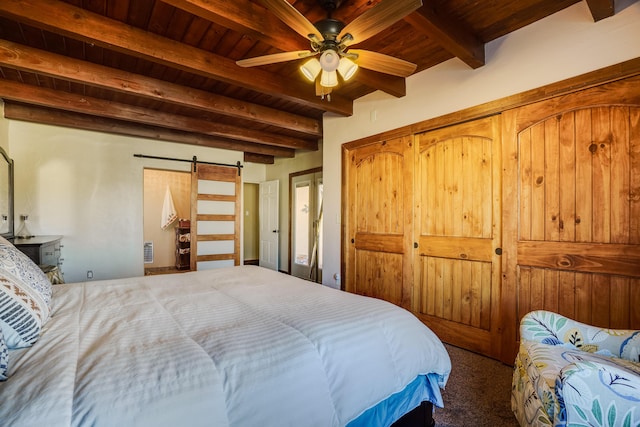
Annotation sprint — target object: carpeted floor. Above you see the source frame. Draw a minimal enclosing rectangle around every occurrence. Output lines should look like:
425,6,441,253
432,344,520,427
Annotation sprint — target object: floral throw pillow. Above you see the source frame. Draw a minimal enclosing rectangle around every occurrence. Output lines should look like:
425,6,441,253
0,237,51,348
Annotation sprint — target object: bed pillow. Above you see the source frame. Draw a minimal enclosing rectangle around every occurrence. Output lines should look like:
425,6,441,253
0,237,51,348
0,326,8,381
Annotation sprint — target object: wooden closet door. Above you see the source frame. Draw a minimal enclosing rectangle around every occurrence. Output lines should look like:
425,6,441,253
343,135,414,309
413,116,503,358
501,76,640,363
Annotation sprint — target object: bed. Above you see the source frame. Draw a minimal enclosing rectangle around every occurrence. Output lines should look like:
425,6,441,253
0,239,451,426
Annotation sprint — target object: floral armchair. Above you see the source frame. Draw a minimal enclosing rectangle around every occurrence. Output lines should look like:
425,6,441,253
511,310,640,427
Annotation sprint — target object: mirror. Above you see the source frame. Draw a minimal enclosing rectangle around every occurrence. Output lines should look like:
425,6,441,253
0,146,14,240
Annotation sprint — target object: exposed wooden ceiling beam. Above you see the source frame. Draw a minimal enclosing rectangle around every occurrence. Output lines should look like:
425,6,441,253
405,5,485,69
162,0,309,52
0,0,354,116
166,0,407,98
244,152,275,164
3,102,290,159
355,69,406,98
0,40,321,138
585,0,615,21
0,80,317,150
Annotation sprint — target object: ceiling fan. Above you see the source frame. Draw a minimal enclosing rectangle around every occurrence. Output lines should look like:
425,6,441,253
236,0,423,98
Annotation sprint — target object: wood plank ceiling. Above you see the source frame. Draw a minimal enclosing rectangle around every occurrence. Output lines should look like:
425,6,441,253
0,0,614,163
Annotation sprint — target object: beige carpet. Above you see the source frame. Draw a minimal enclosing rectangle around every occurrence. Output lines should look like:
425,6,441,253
433,344,520,427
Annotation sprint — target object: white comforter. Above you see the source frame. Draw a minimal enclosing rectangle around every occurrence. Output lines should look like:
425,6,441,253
1,266,450,427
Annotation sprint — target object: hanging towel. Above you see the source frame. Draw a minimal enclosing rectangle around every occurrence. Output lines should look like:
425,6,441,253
161,185,178,230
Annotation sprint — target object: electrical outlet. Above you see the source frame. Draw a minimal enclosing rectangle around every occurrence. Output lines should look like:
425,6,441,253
87,270,93,279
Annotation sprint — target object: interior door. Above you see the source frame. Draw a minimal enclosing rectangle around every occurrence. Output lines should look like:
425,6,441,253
501,76,640,363
259,180,279,271
414,116,503,359
190,164,241,270
344,135,414,309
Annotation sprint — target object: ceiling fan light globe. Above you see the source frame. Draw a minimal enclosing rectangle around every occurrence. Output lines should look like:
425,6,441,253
300,58,322,82
320,70,338,87
319,50,340,72
337,57,358,81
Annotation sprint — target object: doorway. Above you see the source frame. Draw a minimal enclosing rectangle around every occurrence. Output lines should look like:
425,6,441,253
243,183,259,265
142,168,191,274
289,168,323,282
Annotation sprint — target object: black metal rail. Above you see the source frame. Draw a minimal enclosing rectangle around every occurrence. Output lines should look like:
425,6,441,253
133,154,243,175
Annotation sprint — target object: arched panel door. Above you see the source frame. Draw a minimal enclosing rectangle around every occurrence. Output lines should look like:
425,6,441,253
501,75,640,363
343,135,414,309
413,116,503,358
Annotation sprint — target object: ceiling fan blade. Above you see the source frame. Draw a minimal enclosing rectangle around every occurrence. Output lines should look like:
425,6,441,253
338,0,423,46
349,49,417,77
236,50,315,67
260,0,322,41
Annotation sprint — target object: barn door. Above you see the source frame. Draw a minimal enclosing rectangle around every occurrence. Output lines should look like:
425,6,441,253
343,135,414,309
190,164,241,270
501,76,640,363
413,116,503,358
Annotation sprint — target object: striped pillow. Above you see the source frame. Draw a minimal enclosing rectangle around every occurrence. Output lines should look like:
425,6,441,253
0,326,8,380
0,238,51,348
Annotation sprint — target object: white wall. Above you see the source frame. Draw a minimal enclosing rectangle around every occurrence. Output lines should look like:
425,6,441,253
6,120,265,282
321,0,640,288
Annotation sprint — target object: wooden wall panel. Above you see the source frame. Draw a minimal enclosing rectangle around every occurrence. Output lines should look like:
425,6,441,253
353,250,403,306
575,109,593,243
354,152,405,235
530,123,546,241
419,136,492,238
558,112,577,242
518,107,640,248
419,256,492,330
517,267,639,330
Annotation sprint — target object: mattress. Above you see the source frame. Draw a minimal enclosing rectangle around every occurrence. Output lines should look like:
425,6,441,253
1,266,451,426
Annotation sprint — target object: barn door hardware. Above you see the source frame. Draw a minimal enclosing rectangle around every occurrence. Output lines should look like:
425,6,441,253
133,154,243,175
